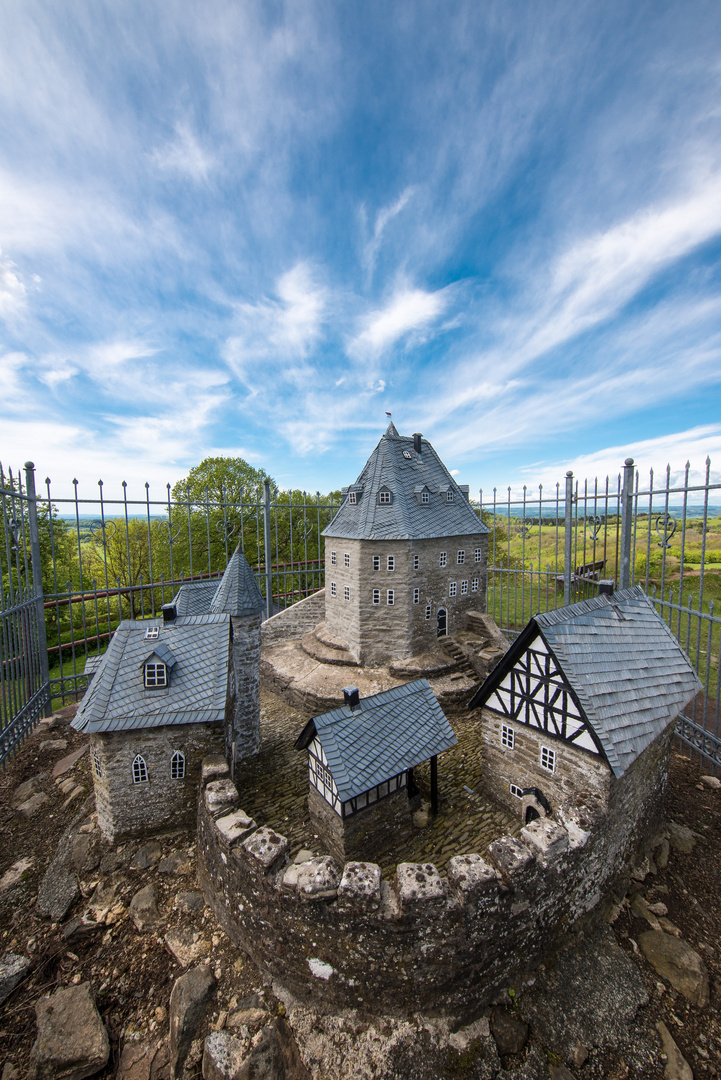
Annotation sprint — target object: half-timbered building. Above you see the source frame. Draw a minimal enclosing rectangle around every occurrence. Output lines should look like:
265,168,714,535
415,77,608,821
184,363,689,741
294,679,457,863
469,585,701,825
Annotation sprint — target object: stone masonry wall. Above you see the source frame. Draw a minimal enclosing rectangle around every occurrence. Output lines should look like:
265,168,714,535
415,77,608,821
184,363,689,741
197,722,672,1017
230,612,261,762
92,722,223,842
261,591,325,646
323,533,489,664
479,707,612,828
308,784,413,865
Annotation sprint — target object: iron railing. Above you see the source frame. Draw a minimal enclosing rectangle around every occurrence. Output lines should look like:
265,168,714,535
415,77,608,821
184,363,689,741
1,454,719,772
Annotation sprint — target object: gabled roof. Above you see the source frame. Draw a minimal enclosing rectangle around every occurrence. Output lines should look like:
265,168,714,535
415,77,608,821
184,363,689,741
173,580,219,616
323,424,490,541
210,546,264,617
294,678,457,801
71,614,231,734
469,586,702,776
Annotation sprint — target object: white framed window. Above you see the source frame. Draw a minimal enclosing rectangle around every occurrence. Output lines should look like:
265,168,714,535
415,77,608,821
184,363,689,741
379,490,391,505
471,577,479,592
501,724,515,749
425,605,432,620
373,555,380,570
457,550,465,564
170,750,185,780
439,551,447,567
387,555,395,571
348,492,357,504
474,547,482,562
510,784,523,799
449,582,457,597
461,580,468,594
344,553,350,568
331,550,337,565
446,491,454,503
372,589,380,604
92,747,102,778
132,755,148,784
413,588,420,604
387,590,394,605
402,450,413,459
144,626,159,639
344,586,350,601
330,582,337,597
413,555,419,570
540,746,556,773
144,662,167,689
421,491,429,505
316,760,333,789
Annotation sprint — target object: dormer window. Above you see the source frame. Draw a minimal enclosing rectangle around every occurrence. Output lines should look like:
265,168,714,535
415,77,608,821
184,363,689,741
415,484,431,506
348,492,357,504
144,626,159,639
378,488,392,505
446,491,454,503
421,492,429,504
144,661,167,689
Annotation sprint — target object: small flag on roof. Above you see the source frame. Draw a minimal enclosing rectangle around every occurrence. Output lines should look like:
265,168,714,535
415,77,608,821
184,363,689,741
385,411,392,417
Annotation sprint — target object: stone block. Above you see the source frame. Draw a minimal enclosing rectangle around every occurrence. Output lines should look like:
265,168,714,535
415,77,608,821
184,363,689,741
204,780,240,818
241,827,289,871
0,952,31,1005
202,756,230,785
28,982,109,1080
338,861,382,909
296,856,340,900
169,965,216,1079
395,862,445,912
487,836,534,882
520,819,570,865
447,853,498,902
215,810,256,847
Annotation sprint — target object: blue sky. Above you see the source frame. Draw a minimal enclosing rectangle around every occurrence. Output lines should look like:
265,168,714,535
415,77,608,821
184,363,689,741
3,0,721,504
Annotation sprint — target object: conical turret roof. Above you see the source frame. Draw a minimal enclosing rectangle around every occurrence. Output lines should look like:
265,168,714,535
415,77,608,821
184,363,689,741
210,545,265,617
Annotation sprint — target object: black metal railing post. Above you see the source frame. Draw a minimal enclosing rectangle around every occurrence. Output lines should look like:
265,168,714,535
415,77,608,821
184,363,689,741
24,462,51,716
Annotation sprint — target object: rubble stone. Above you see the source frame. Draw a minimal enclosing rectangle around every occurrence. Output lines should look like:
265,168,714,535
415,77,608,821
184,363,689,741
169,965,217,1079
28,982,109,1080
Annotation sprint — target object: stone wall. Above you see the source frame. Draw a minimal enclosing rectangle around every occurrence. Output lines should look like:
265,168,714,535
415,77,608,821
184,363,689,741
478,708,612,829
261,591,325,646
230,612,261,762
197,722,672,1017
92,722,223,842
323,534,489,664
308,784,413,865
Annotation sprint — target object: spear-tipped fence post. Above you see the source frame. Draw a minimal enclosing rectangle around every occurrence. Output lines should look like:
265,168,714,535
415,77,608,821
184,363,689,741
24,462,51,716
619,457,635,591
563,471,574,606
263,478,273,620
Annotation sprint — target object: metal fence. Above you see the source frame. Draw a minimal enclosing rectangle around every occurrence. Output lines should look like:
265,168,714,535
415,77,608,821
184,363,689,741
1,454,719,772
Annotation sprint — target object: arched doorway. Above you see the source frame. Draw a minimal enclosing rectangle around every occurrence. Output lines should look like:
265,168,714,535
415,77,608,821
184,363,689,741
437,608,447,637
525,805,541,823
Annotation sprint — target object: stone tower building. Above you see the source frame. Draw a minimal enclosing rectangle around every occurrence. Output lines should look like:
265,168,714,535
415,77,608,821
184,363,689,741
322,423,490,664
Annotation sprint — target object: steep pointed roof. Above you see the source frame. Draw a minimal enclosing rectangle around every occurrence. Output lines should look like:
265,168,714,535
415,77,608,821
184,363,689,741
323,426,489,540
210,545,264,617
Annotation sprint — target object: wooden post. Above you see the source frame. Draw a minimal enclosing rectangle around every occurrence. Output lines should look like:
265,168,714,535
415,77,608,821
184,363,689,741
430,755,438,815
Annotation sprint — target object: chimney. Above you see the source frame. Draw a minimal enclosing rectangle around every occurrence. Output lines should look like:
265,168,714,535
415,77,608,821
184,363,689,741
598,580,614,597
343,686,361,711
162,603,177,623
413,433,422,454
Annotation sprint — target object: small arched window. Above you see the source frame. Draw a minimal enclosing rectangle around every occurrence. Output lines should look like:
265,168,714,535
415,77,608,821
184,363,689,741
132,755,148,784
170,751,186,780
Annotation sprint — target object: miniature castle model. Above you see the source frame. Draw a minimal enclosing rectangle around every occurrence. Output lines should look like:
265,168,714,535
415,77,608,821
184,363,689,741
73,546,263,841
469,585,702,829
320,422,490,664
294,679,457,863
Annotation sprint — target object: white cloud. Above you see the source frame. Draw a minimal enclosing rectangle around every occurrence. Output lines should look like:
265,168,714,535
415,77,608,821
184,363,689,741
0,252,26,316
348,286,451,358
151,122,217,182
362,187,416,282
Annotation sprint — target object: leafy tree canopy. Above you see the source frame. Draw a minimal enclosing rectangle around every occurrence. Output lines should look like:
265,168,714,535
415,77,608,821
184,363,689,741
171,457,276,508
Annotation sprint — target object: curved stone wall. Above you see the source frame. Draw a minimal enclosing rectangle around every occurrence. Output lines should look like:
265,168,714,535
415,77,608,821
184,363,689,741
197,725,672,1017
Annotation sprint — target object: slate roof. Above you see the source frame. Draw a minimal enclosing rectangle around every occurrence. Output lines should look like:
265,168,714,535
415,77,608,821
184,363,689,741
71,614,231,734
172,546,264,618
295,679,457,802
210,546,264,617
173,580,219,616
469,586,702,777
323,423,490,541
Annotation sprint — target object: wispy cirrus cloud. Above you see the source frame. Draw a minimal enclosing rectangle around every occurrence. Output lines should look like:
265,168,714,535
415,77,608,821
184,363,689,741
347,285,453,359
150,122,217,182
